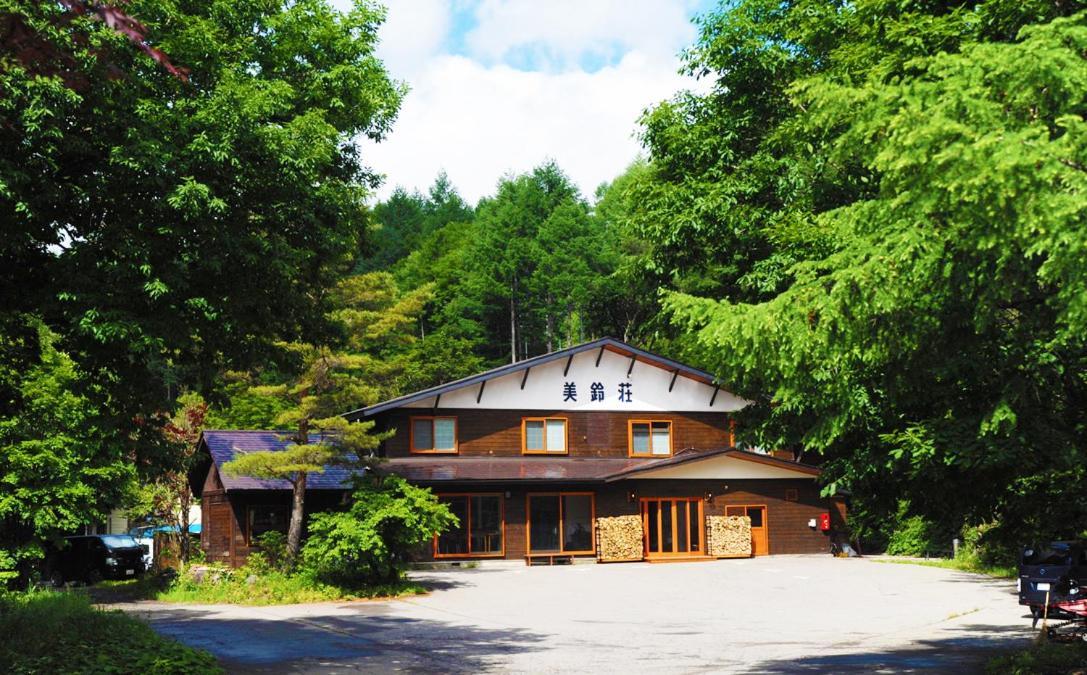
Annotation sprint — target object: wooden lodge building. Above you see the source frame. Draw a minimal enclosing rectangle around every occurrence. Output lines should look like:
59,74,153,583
194,338,846,567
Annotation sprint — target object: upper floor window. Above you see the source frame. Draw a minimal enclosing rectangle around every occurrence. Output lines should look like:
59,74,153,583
629,420,672,457
522,417,567,454
411,416,457,454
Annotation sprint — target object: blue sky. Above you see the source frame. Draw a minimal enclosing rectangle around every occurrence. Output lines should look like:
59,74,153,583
355,0,718,203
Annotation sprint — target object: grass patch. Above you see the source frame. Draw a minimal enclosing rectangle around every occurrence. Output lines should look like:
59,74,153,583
873,555,1016,579
0,590,221,674
159,568,425,605
95,566,426,606
986,639,1087,674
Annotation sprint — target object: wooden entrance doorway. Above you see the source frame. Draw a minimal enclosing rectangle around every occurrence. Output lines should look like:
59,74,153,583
641,497,705,558
726,505,769,556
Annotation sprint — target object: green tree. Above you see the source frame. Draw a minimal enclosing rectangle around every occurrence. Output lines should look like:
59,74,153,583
0,324,136,584
586,161,669,344
220,271,435,563
640,1,1087,548
465,162,616,362
221,346,391,565
0,0,403,503
301,474,457,585
358,172,474,273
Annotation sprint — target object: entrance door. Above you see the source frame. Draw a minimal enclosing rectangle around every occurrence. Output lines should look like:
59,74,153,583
726,505,769,556
641,498,704,557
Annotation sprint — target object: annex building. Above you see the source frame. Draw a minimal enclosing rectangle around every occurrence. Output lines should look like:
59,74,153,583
194,338,846,567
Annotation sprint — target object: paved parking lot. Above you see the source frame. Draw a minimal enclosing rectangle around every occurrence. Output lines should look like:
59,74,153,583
118,556,1032,673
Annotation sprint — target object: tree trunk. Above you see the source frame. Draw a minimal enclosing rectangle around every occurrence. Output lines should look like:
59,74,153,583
178,483,192,564
285,471,307,565
546,309,554,353
510,278,518,364
284,418,309,566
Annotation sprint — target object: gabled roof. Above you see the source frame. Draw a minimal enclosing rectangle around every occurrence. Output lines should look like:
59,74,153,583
602,447,821,481
345,337,726,418
199,430,360,492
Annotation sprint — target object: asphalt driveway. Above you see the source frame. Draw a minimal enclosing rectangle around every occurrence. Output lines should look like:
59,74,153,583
115,556,1031,673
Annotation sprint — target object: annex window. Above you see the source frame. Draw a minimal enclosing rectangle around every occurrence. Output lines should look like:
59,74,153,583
247,505,289,545
527,493,595,554
629,420,673,457
522,417,568,454
411,416,457,453
435,494,504,557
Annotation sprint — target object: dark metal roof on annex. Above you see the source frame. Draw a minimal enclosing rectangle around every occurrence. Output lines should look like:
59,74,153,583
201,430,360,491
343,337,726,419
381,457,646,483
200,431,820,491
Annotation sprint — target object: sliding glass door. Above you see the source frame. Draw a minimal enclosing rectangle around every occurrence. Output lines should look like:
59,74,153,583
435,494,504,557
527,493,595,555
642,497,703,557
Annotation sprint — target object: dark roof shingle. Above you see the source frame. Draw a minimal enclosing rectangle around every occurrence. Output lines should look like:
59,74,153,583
202,430,359,491
381,457,645,483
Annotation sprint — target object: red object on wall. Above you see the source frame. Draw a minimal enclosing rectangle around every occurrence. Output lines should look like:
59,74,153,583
819,512,831,531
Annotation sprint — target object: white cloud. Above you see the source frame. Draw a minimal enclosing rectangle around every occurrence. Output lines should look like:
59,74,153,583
360,1,705,204
466,0,701,69
374,0,453,78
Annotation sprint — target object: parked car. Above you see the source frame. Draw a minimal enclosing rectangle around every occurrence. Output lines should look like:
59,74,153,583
46,535,147,586
1018,540,1087,624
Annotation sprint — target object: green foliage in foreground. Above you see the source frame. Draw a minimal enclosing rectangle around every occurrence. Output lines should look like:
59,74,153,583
0,591,221,674
302,475,457,586
987,639,1087,674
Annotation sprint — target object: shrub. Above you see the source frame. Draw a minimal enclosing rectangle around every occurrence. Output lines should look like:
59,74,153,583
0,590,220,674
301,474,457,586
884,501,958,557
247,531,289,574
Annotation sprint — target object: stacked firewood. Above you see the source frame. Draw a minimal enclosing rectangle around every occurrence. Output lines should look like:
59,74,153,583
706,515,752,557
596,515,644,562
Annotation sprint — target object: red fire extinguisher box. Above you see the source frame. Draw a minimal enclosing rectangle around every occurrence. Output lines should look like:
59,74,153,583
819,512,831,531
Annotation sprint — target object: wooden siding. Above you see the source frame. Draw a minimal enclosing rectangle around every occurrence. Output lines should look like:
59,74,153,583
411,478,833,562
199,477,837,566
376,409,732,459
199,479,346,568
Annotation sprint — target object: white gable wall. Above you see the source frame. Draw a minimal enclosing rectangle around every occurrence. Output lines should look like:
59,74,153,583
404,348,748,413
628,455,817,480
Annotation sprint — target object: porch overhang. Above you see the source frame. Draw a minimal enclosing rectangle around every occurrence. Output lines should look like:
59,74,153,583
379,448,820,484
603,448,820,482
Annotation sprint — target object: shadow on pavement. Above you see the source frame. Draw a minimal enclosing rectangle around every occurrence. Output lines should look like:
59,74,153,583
746,623,1031,674
410,569,503,592
143,606,547,673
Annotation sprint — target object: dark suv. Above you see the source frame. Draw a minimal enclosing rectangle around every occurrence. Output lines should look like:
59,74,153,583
46,535,147,586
